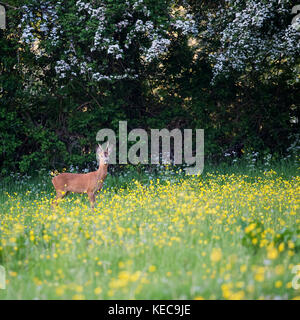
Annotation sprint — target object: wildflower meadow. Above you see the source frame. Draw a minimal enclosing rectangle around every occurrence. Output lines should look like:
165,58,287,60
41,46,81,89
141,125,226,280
0,163,299,300
1,0,299,303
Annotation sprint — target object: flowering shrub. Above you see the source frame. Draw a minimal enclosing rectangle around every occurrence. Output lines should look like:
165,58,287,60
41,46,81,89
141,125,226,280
203,0,300,82
19,0,197,82
1,1,299,173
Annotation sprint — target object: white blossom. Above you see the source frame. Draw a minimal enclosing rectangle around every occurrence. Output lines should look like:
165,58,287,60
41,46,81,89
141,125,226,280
19,0,198,82
204,0,300,82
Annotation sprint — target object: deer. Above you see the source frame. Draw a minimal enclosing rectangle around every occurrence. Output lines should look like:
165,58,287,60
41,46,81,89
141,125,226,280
52,143,112,209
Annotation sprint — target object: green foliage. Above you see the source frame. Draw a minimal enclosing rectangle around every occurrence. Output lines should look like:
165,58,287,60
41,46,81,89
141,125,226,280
274,227,300,253
242,220,265,252
0,1,299,175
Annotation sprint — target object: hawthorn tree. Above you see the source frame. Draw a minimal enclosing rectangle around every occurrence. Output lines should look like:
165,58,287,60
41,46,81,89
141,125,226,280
0,0,299,173
186,0,300,154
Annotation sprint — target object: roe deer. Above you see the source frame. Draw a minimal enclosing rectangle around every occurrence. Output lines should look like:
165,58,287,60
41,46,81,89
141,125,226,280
52,143,112,209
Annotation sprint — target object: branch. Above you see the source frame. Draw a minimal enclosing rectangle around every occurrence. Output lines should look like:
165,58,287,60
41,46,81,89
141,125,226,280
76,101,92,110
0,2,21,10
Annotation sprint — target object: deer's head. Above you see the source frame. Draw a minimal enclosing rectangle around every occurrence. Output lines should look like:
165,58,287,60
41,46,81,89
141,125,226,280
97,142,113,165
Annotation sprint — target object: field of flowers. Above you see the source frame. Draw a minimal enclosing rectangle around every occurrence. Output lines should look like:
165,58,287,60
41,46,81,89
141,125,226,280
0,167,299,300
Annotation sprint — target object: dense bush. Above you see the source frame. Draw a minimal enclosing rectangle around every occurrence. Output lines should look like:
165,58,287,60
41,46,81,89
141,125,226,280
0,0,299,174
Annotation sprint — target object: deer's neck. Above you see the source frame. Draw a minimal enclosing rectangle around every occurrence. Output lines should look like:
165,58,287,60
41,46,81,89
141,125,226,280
96,163,108,180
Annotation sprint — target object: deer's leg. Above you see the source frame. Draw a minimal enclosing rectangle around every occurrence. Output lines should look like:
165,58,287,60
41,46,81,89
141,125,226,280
51,191,61,208
87,192,96,210
53,190,67,206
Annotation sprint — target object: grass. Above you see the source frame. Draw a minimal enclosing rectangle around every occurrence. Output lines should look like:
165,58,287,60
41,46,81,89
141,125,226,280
0,162,299,300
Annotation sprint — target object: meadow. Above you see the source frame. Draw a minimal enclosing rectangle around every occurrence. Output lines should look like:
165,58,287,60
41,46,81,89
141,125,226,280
0,162,299,300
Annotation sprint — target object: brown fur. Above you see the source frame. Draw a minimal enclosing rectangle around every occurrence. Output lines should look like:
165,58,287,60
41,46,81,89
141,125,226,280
52,145,111,209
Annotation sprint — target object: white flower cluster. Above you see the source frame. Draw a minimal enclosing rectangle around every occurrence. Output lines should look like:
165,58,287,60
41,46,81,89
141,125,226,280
116,20,130,31
171,14,198,36
144,36,171,62
92,72,138,81
20,1,61,46
54,60,70,79
19,0,198,82
205,0,300,81
75,0,177,68
132,0,151,16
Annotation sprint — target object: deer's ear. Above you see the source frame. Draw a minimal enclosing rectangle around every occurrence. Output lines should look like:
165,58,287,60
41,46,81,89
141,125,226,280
106,142,113,154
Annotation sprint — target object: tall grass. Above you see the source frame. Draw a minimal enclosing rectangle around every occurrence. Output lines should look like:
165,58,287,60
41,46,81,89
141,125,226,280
0,161,299,299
